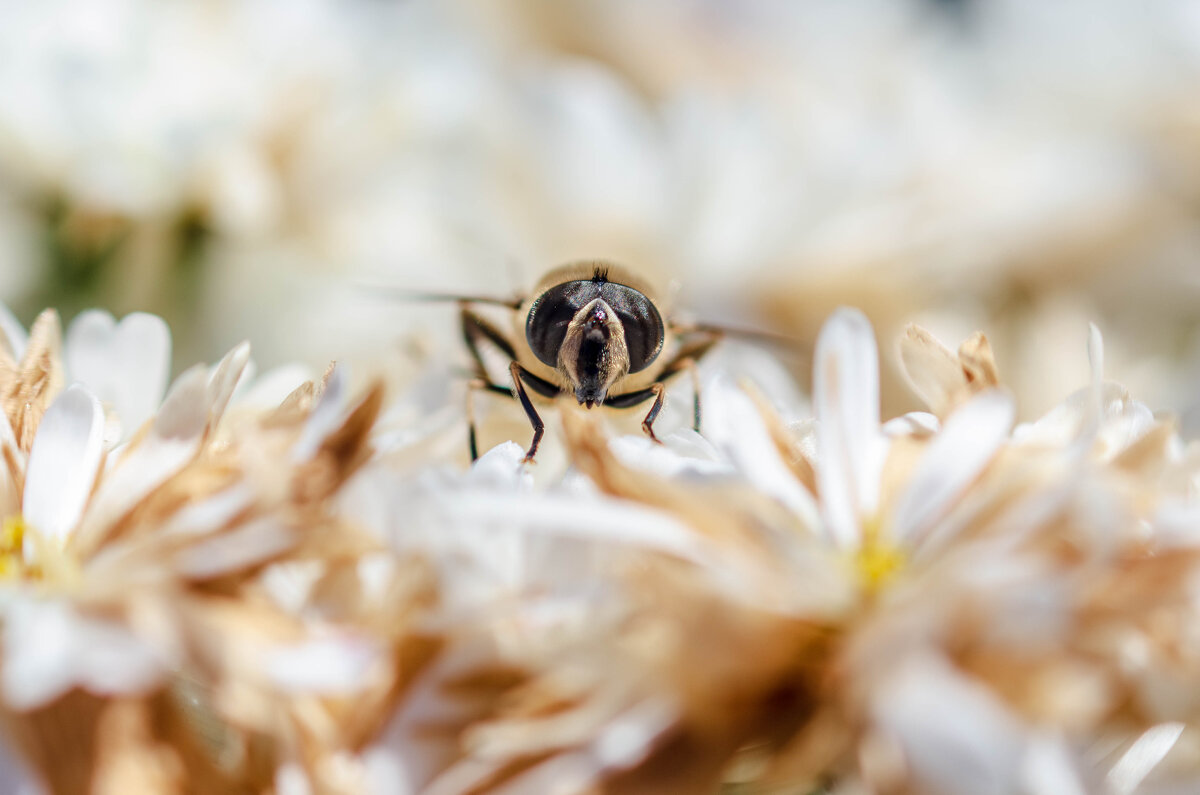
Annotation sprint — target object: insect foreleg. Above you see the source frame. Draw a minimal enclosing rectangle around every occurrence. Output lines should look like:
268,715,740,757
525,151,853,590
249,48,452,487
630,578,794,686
510,361,547,463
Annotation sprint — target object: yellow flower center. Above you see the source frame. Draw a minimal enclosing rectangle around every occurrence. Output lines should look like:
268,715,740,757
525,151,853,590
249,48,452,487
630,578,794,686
0,514,27,579
853,515,906,594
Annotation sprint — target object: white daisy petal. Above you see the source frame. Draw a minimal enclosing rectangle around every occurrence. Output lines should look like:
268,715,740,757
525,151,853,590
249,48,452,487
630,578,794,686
465,442,529,489
292,363,346,462
173,519,294,580
206,341,252,431
881,411,940,438
155,366,212,440
873,653,1027,795
274,763,314,795
440,491,718,569
71,367,212,556
609,433,729,479
813,308,885,548
23,384,105,544
703,377,819,528
1077,322,1105,448
265,634,380,694
233,363,313,411
2,599,86,710
1107,722,1184,795
65,310,171,440
892,390,1014,548
2,599,163,710
1020,734,1089,795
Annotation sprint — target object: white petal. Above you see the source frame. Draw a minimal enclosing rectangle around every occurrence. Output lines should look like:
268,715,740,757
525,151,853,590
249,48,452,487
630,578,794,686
440,491,719,569
2,599,82,709
23,385,105,543
892,390,1014,548
65,311,171,439
206,342,251,431
609,433,729,479
71,368,211,555
275,764,314,795
1020,734,1088,795
233,363,313,411
362,747,416,795
266,634,379,694
873,653,1027,795
813,308,885,548
173,519,294,580
1107,722,1184,795
291,363,346,462
155,366,211,439
2,599,163,710
161,484,255,537
703,377,819,528
76,614,167,697
881,411,940,438
260,560,325,614
0,302,26,361
464,441,528,489
1077,322,1104,447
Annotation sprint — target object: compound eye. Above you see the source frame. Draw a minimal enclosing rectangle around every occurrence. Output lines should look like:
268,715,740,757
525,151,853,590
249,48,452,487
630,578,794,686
525,280,599,367
598,282,664,373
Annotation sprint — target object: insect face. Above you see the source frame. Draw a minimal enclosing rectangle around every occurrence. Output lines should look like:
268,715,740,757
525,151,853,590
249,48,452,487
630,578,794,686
374,258,786,462
524,273,665,408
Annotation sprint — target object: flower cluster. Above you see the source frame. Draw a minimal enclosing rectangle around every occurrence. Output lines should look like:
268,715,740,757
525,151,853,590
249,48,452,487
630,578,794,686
0,301,1197,794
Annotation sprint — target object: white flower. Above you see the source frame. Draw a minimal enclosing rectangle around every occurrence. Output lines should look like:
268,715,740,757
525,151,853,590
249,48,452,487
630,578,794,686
21,383,105,545
811,308,1015,558
64,310,170,442
1,598,164,711
0,341,255,710
0,305,171,444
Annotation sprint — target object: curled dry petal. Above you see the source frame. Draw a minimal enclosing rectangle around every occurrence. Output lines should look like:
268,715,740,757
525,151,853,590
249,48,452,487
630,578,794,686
0,409,22,514
292,363,347,462
899,325,1000,417
292,379,385,503
1,309,64,452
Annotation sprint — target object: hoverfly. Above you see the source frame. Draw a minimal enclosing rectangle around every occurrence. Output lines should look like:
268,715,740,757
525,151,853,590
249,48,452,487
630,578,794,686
404,261,780,462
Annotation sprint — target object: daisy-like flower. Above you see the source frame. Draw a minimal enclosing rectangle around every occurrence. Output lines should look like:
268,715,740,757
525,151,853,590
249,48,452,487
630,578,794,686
1,304,170,447
0,303,423,795
355,305,1200,795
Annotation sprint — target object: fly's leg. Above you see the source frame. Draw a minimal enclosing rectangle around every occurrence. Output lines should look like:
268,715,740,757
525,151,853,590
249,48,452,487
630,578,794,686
510,361,546,463
465,378,514,462
640,383,667,443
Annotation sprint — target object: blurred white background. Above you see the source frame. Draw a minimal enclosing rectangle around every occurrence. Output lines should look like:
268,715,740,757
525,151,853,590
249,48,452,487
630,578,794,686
2,0,1199,427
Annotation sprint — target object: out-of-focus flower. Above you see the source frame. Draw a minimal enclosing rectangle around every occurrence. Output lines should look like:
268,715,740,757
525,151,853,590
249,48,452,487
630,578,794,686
0,297,1198,793
338,307,1200,794
0,301,436,794
1,305,169,446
